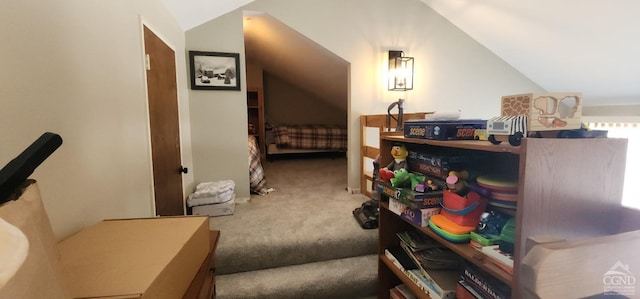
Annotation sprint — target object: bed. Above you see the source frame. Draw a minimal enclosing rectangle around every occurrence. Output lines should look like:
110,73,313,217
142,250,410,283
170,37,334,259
266,124,348,157
248,135,268,195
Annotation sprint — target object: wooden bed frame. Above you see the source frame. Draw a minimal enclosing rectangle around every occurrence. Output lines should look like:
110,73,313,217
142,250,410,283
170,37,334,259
359,112,432,198
265,127,347,159
267,143,345,155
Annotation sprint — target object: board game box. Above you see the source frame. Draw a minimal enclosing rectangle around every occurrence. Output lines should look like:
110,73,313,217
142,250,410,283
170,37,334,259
404,119,487,140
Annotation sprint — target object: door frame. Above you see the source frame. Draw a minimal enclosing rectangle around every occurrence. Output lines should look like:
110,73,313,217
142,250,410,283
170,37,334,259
139,18,188,215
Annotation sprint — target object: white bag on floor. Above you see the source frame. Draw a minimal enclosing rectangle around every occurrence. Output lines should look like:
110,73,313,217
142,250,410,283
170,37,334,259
188,180,235,217
187,180,235,207
191,194,235,217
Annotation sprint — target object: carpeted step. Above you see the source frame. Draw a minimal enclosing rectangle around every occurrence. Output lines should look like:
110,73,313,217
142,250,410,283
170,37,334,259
215,254,378,299
210,193,378,275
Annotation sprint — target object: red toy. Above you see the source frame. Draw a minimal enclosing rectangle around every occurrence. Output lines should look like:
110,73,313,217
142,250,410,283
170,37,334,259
379,169,395,181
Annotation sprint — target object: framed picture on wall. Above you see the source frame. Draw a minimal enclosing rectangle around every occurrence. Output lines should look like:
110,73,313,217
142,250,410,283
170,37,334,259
188,51,241,90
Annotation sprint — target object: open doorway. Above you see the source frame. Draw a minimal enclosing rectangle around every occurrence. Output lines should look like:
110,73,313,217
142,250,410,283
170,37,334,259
243,12,349,160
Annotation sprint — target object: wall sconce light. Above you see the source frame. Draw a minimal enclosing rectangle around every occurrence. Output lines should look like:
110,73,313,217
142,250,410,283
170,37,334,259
388,50,414,91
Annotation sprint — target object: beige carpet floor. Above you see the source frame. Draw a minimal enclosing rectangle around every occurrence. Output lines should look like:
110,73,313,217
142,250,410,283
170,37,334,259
209,155,379,298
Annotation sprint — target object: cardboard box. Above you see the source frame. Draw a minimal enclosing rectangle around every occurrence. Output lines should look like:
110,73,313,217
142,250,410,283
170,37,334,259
58,216,210,298
0,181,71,299
192,194,235,217
404,119,486,140
389,198,441,227
501,92,582,132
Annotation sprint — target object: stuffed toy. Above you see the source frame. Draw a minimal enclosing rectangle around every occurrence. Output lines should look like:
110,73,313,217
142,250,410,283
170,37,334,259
379,144,409,182
385,144,408,172
390,168,410,187
390,169,426,191
379,169,395,182
446,170,469,194
409,173,426,191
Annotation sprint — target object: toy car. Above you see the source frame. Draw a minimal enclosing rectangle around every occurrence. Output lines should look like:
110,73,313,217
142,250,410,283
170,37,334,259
473,129,487,141
486,115,528,146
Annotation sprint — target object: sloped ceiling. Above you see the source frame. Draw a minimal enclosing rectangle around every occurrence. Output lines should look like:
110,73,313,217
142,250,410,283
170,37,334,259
161,0,255,30
243,12,349,111
422,0,640,105
162,0,640,106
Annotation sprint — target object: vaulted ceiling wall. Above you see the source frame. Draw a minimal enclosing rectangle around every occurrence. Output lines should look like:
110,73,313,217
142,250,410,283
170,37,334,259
164,0,640,106
422,0,640,105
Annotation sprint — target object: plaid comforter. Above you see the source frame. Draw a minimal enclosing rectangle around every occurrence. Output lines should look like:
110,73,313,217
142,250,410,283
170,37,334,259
248,135,267,194
273,125,347,150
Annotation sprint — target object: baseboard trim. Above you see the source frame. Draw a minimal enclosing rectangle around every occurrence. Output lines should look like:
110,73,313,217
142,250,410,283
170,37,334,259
234,197,251,204
347,187,361,194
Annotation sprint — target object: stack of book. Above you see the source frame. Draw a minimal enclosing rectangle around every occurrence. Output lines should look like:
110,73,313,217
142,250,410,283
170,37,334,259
397,230,463,271
459,262,511,299
469,236,514,274
479,245,513,274
385,248,458,299
386,230,463,299
396,230,441,251
389,284,417,299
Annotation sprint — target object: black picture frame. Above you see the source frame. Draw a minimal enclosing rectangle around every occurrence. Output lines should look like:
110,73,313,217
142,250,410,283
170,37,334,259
188,51,241,90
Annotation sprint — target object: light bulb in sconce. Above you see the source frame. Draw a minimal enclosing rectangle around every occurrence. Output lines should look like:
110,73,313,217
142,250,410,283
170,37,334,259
388,51,414,91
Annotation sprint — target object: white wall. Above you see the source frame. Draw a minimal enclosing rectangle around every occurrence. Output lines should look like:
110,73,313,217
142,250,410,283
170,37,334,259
0,0,193,239
189,0,543,192
186,10,252,200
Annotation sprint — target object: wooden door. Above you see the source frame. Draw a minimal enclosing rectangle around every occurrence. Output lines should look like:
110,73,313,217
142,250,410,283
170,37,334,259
143,26,184,216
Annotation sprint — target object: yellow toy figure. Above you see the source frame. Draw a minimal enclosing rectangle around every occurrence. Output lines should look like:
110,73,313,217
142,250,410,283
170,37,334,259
385,144,408,171
379,144,409,181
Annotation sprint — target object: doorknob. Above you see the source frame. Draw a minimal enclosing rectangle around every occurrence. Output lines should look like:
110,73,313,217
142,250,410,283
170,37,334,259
179,166,188,174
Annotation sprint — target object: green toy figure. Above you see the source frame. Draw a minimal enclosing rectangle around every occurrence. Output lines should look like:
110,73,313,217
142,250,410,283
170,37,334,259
390,168,410,187
390,168,426,190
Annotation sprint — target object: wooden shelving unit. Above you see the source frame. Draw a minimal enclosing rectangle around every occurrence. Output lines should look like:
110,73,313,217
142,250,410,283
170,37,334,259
247,87,264,155
359,113,431,198
377,136,629,298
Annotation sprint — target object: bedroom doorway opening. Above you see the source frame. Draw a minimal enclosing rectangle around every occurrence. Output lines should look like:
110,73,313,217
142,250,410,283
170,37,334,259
143,25,185,216
243,12,349,170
